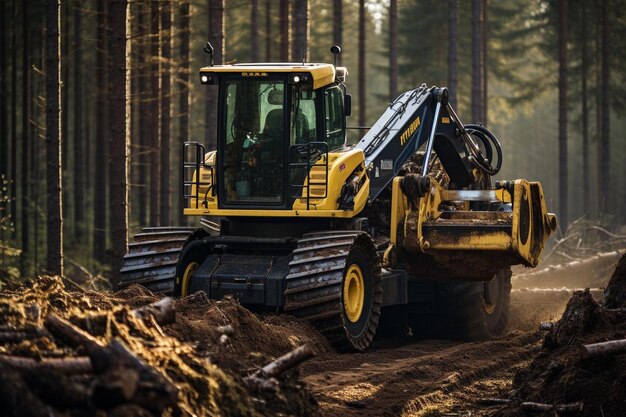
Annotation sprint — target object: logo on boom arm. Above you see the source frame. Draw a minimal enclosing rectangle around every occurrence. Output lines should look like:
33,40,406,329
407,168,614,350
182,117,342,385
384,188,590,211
400,117,421,146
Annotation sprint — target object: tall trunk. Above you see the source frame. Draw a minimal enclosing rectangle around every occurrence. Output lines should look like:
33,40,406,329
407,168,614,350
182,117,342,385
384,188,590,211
389,0,398,101
20,1,30,275
447,0,458,107
598,0,609,216
93,0,107,262
149,0,160,225
471,0,482,122
73,0,84,242
206,0,223,148
291,0,308,62
481,0,488,124
60,1,68,233
595,1,601,219
557,0,568,230
251,0,259,61
333,0,342,66
137,1,147,226
265,0,271,61
581,1,589,216
179,0,190,224
109,0,129,285
358,0,366,127
159,0,171,226
44,0,63,276
0,2,5,185
279,0,289,61
10,0,17,238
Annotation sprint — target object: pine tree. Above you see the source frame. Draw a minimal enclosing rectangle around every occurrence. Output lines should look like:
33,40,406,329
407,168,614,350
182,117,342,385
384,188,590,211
109,0,129,284
159,0,171,226
44,0,63,276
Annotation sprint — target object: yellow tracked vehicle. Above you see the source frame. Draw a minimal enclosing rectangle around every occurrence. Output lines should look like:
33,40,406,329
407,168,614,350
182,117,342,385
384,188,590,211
120,46,556,351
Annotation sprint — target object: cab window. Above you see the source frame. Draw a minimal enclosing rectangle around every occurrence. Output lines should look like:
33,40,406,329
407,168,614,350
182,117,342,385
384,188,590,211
290,87,317,144
325,87,345,150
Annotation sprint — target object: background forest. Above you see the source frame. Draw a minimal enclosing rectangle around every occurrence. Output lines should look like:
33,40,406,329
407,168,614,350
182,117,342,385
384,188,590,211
0,0,625,283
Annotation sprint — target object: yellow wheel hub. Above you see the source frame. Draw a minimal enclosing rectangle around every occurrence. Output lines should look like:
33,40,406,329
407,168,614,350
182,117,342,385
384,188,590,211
343,264,365,323
181,261,199,297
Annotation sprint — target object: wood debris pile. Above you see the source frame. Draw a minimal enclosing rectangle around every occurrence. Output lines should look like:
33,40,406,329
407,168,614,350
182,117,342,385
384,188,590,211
506,254,626,416
0,276,324,417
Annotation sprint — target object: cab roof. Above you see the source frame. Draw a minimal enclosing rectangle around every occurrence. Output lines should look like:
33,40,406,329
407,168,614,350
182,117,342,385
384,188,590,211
199,63,336,90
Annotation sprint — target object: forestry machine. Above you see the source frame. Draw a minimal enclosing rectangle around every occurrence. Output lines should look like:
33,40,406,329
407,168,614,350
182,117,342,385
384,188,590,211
120,46,557,351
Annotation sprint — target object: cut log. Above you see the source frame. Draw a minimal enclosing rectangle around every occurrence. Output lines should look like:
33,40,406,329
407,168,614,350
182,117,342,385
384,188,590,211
583,338,626,357
252,344,315,379
131,297,176,325
0,331,37,343
0,355,92,374
539,322,554,331
521,401,584,413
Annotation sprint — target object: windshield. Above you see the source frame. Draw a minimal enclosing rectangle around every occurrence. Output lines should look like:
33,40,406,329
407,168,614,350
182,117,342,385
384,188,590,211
222,78,285,204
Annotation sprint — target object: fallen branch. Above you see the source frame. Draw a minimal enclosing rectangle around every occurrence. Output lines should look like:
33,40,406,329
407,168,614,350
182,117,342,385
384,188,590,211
477,398,512,406
583,338,626,357
251,344,315,380
0,330,40,343
0,354,92,374
521,401,583,414
131,297,176,325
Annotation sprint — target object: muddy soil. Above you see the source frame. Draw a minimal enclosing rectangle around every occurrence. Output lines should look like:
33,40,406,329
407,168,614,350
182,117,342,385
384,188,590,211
301,251,625,417
1,251,622,417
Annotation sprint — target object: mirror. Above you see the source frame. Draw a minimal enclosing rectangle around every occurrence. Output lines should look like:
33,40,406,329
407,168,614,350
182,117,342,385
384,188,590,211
344,94,352,117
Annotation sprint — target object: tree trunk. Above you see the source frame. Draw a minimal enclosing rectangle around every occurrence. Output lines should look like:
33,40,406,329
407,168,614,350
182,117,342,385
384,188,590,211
358,0,366,127
179,0,190,224
136,1,147,226
109,0,129,286
206,0,223,149
581,1,589,216
251,0,259,61
471,0,482,123
598,0,609,216
44,0,63,276
149,0,160,225
557,0,568,231
481,0,488,124
20,1,30,275
60,1,68,235
0,2,5,185
279,0,289,61
389,0,398,101
159,0,171,226
73,0,84,242
291,0,308,63
10,0,17,239
447,0,458,107
265,0,271,61
93,0,107,263
333,0,342,66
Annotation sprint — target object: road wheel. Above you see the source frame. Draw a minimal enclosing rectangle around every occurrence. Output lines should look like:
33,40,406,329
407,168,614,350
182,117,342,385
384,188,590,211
340,242,383,350
173,240,210,297
436,268,512,341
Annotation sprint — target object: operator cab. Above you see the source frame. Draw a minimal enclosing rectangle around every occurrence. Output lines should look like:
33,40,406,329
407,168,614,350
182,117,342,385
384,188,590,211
199,63,350,209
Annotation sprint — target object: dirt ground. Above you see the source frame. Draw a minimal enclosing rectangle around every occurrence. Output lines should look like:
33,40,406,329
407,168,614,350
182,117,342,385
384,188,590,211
0,250,623,416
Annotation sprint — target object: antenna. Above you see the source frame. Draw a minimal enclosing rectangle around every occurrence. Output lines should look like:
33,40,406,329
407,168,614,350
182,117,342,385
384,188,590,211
330,45,341,68
204,42,215,66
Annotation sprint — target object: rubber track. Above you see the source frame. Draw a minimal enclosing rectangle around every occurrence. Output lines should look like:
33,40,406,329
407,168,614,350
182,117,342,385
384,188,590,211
118,227,197,294
284,231,382,351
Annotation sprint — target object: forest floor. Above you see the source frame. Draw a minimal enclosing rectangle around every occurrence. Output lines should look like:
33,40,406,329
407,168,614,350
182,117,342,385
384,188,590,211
0,249,624,417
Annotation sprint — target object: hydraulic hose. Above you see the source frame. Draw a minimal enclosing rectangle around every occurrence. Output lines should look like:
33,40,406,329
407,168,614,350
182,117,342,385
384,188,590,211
463,124,503,176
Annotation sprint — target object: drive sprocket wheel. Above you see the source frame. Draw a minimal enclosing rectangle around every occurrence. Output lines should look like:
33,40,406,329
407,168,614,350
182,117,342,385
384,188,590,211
284,231,383,352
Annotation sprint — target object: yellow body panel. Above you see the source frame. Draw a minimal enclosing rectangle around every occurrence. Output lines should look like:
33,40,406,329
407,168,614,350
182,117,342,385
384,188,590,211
199,63,336,90
184,148,368,218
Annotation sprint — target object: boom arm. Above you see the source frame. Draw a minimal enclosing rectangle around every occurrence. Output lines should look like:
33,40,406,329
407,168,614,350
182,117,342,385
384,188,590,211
356,85,480,201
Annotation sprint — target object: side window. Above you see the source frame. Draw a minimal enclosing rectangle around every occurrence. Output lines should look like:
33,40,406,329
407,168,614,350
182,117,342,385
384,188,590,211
325,87,345,150
290,88,317,145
